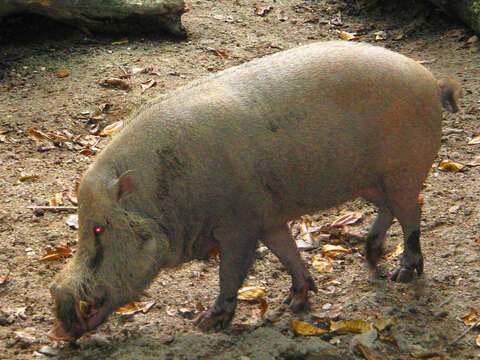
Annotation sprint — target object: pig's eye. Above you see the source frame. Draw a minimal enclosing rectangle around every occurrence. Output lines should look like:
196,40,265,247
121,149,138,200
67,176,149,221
93,226,104,235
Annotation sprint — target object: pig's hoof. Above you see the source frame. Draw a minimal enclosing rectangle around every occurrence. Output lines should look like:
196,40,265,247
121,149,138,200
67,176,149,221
391,265,421,282
283,277,317,312
193,309,233,332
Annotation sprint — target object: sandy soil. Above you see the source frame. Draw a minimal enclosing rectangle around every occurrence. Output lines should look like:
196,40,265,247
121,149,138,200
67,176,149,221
0,0,479,359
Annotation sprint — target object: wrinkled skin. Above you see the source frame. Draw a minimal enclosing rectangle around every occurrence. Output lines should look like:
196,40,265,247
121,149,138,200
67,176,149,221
48,41,461,341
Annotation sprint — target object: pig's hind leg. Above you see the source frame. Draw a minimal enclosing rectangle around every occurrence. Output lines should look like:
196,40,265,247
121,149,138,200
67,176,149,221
194,219,259,331
262,224,317,312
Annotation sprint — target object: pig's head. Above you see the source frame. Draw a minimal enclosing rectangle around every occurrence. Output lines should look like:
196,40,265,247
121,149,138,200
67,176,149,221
48,170,172,341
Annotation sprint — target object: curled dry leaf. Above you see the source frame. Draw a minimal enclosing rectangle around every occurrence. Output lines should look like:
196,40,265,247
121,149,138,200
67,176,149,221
40,247,72,261
98,78,132,90
385,243,403,260
337,31,361,41
321,244,352,259
99,121,124,136
207,48,228,58
0,268,10,285
115,300,156,316
79,148,95,156
57,71,69,78
141,79,157,94
18,174,39,183
355,344,387,360
49,192,64,207
290,319,327,335
437,159,464,172
330,319,373,334
29,129,51,142
255,5,273,16
237,286,266,301
331,212,362,227
312,255,333,272
460,308,479,326
468,134,480,145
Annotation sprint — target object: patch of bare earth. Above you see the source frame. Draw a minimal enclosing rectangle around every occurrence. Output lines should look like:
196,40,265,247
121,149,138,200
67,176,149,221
0,1,479,359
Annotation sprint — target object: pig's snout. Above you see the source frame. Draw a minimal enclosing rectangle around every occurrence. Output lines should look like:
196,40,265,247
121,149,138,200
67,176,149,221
49,282,109,341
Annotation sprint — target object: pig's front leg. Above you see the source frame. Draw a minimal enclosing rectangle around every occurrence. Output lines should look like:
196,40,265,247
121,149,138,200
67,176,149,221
194,221,258,331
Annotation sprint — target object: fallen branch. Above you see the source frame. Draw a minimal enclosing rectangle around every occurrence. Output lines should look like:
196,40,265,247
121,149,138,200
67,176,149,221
28,206,77,213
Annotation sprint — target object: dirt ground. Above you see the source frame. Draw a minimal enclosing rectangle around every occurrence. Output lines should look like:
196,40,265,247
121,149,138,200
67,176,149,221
0,0,479,359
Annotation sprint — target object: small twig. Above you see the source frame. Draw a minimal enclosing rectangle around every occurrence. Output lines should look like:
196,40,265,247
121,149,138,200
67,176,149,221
28,206,77,213
449,323,479,346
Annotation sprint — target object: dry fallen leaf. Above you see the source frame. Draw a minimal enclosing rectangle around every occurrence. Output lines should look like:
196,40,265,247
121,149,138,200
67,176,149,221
312,255,333,272
141,79,157,94
207,47,228,58
437,159,464,172
0,268,10,285
460,308,479,326
98,78,132,90
49,192,64,207
28,129,51,142
166,305,178,317
115,300,156,316
385,243,403,260
330,319,373,334
355,344,387,360
79,148,95,156
373,318,398,331
337,31,361,41
18,174,39,183
468,134,480,145
417,196,424,204
321,244,352,259
237,286,266,301
57,71,69,78
476,334,480,347
99,121,124,136
332,212,362,227
40,247,73,261
291,319,327,335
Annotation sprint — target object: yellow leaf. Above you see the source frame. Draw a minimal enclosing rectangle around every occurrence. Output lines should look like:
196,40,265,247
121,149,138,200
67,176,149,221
460,309,479,326
115,300,156,316
337,31,360,41
468,134,480,145
385,243,403,260
40,247,72,261
237,286,265,301
49,192,64,207
373,317,398,331
291,319,327,335
57,71,69,78
331,212,362,227
28,129,51,142
437,159,464,172
330,319,373,334
321,244,352,259
18,174,39,182
99,121,124,136
312,255,333,272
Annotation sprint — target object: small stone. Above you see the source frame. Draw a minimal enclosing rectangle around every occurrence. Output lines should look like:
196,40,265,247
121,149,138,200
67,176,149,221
322,303,332,310
351,329,378,348
38,345,60,356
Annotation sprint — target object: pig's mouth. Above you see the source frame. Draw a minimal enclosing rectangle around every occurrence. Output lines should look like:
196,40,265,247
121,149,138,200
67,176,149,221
47,297,111,342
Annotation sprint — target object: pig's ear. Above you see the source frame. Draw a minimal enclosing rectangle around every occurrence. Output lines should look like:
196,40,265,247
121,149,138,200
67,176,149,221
110,170,136,201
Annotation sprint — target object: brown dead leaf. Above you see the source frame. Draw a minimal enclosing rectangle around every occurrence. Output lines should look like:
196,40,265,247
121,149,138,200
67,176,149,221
460,308,479,326
355,344,387,360
207,48,228,58
475,238,480,244
79,148,95,156
255,5,273,16
437,159,465,172
115,300,156,316
291,319,327,335
166,305,178,317
417,196,424,204
237,286,265,301
0,269,10,285
337,30,361,41
208,246,221,259
373,318,398,331
49,192,64,207
40,247,72,261
385,243,403,260
377,333,398,347
98,78,132,90
312,255,333,272
141,79,157,94
332,212,362,227
321,244,352,259
468,134,480,145
330,319,373,334
28,129,51,142
18,174,40,183
99,121,124,136
57,71,69,78
256,298,268,320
